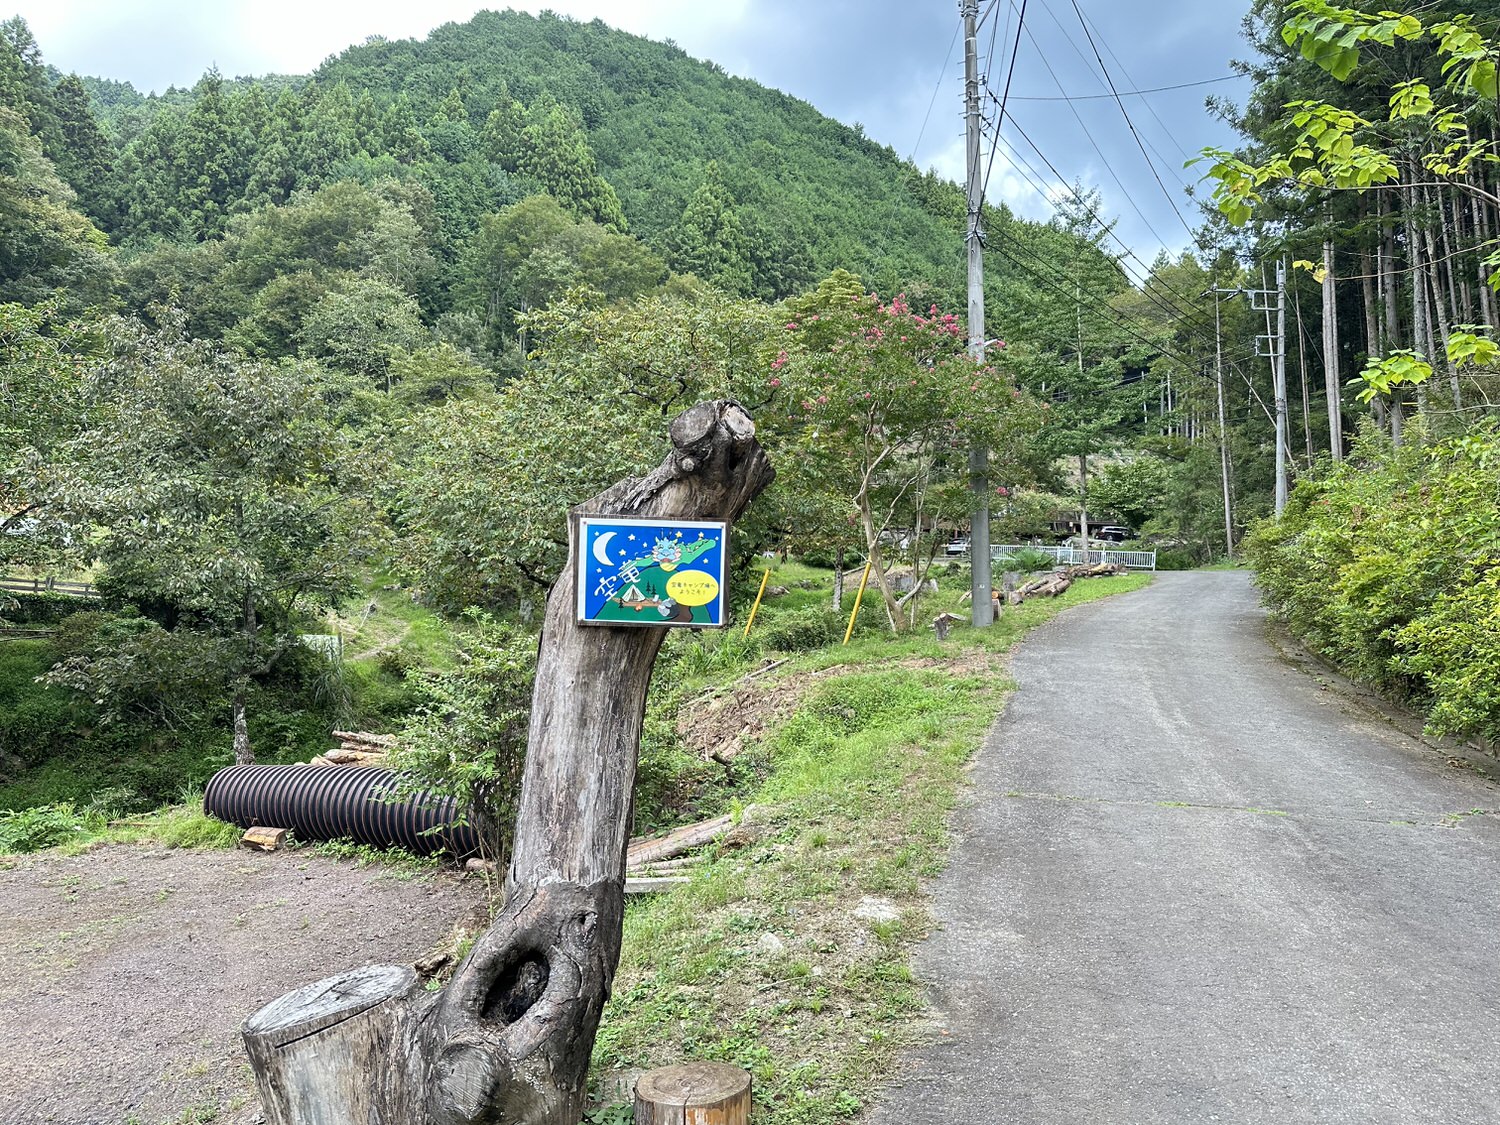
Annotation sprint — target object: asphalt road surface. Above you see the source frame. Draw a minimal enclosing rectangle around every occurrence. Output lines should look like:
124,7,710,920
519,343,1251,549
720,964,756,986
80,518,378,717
871,571,1500,1125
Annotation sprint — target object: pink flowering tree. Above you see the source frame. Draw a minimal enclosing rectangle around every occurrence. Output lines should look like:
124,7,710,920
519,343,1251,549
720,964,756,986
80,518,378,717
776,270,1042,629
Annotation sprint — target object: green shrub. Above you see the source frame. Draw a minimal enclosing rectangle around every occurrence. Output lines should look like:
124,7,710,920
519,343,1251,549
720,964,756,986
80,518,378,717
143,802,242,849
1246,420,1500,743
667,629,764,680
754,606,846,652
0,802,95,853
0,639,77,768
346,660,429,728
795,548,863,571
993,547,1056,574
2,592,88,625
1154,548,1199,572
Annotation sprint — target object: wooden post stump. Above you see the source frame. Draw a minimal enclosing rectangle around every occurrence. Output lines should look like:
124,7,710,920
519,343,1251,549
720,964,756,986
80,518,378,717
244,965,423,1125
635,1063,751,1125
932,612,964,641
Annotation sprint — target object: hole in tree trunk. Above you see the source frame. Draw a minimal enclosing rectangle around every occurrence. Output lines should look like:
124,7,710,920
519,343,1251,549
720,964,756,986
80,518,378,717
481,954,550,1024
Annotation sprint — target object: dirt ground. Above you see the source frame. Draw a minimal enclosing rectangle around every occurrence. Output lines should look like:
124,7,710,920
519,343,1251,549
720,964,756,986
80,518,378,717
0,844,489,1125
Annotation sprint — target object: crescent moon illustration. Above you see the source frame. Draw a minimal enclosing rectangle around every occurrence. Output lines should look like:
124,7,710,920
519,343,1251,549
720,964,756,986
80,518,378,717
592,531,617,567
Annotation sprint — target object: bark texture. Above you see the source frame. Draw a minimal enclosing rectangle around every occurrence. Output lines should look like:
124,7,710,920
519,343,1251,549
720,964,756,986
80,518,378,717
242,401,774,1125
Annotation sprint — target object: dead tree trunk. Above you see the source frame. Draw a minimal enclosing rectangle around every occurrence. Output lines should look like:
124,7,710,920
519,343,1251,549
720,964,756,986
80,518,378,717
242,401,774,1125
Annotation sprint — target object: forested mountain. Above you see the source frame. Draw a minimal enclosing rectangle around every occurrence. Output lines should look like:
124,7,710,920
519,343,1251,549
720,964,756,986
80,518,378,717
22,9,972,308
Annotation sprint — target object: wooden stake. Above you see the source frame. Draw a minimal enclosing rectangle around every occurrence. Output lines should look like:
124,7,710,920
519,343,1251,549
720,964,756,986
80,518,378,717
742,568,772,638
635,1062,751,1125
842,562,872,645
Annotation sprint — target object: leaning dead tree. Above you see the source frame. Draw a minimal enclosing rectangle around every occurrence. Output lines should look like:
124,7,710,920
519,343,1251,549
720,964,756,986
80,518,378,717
243,401,774,1124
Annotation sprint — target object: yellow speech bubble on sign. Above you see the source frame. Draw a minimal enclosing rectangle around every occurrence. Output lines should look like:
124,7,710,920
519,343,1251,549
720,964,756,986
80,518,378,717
666,570,720,607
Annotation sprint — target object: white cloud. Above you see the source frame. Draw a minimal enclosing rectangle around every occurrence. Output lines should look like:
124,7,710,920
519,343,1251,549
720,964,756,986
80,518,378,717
14,0,753,91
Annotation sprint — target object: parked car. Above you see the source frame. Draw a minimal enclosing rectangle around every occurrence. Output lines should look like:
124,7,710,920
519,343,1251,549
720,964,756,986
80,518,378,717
1095,526,1132,543
944,537,970,556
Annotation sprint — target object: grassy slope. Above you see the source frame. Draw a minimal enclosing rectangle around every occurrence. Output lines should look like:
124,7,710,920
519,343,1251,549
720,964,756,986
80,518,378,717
594,570,1152,1122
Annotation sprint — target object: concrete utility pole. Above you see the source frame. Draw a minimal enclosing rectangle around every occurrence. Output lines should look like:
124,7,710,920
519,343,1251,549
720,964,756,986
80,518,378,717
1322,237,1343,462
962,0,993,626
1273,258,1289,517
1214,290,1235,556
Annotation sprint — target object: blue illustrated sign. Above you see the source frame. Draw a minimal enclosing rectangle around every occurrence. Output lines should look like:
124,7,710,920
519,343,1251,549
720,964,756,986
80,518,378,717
575,515,730,628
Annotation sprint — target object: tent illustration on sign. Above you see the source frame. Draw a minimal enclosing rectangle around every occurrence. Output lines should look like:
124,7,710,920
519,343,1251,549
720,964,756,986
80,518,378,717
576,517,728,628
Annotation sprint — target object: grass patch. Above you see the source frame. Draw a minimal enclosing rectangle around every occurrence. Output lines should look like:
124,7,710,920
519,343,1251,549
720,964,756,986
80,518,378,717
0,794,242,857
591,572,1149,1122
333,570,461,673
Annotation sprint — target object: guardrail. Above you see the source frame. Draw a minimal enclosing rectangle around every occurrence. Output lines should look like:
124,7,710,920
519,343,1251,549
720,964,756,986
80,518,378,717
0,576,101,598
990,545,1157,571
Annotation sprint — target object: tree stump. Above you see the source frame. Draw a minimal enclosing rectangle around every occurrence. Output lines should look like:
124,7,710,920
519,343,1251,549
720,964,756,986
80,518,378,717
635,1063,751,1125
242,402,774,1125
243,965,423,1125
932,612,964,641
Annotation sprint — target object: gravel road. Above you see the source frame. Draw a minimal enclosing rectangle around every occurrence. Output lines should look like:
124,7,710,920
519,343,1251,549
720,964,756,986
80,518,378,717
871,570,1500,1125
0,845,486,1125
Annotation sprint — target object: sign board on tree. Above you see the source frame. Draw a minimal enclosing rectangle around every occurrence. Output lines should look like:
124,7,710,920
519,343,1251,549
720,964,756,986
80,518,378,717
575,515,730,628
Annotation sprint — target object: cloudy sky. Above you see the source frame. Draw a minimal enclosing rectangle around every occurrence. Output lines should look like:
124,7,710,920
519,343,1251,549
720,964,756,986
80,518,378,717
14,1,1256,269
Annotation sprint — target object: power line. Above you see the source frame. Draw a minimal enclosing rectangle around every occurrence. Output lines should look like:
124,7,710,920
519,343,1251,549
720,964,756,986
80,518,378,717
989,103,1223,338
989,231,1278,423
1011,18,1185,263
1006,76,1238,101
1068,0,1203,248
1033,0,1193,176
957,8,1276,416
1062,1,1199,164
982,0,1029,201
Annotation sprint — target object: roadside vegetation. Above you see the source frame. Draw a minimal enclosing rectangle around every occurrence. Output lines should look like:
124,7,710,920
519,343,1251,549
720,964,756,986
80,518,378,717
1247,422,1500,750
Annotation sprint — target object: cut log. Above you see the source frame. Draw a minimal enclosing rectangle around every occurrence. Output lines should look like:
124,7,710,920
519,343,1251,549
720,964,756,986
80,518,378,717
634,1063,751,1125
243,401,775,1125
307,755,337,769
625,875,692,895
244,965,423,1125
333,730,397,748
1016,572,1072,601
626,813,735,869
242,827,288,852
326,747,387,766
630,864,705,882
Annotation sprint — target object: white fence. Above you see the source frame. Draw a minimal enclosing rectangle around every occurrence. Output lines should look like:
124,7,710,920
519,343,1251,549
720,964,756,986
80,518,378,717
989,544,1157,571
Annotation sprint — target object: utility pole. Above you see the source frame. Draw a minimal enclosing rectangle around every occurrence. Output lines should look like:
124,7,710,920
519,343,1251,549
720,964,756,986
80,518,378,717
1322,236,1342,462
1274,258,1289,516
962,0,993,626
1213,289,1234,555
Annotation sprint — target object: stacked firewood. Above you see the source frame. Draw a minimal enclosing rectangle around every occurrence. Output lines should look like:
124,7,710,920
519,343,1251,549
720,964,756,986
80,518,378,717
308,730,395,769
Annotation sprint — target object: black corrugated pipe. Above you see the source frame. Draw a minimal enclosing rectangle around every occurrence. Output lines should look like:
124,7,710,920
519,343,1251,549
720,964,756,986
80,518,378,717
203,764,481,859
